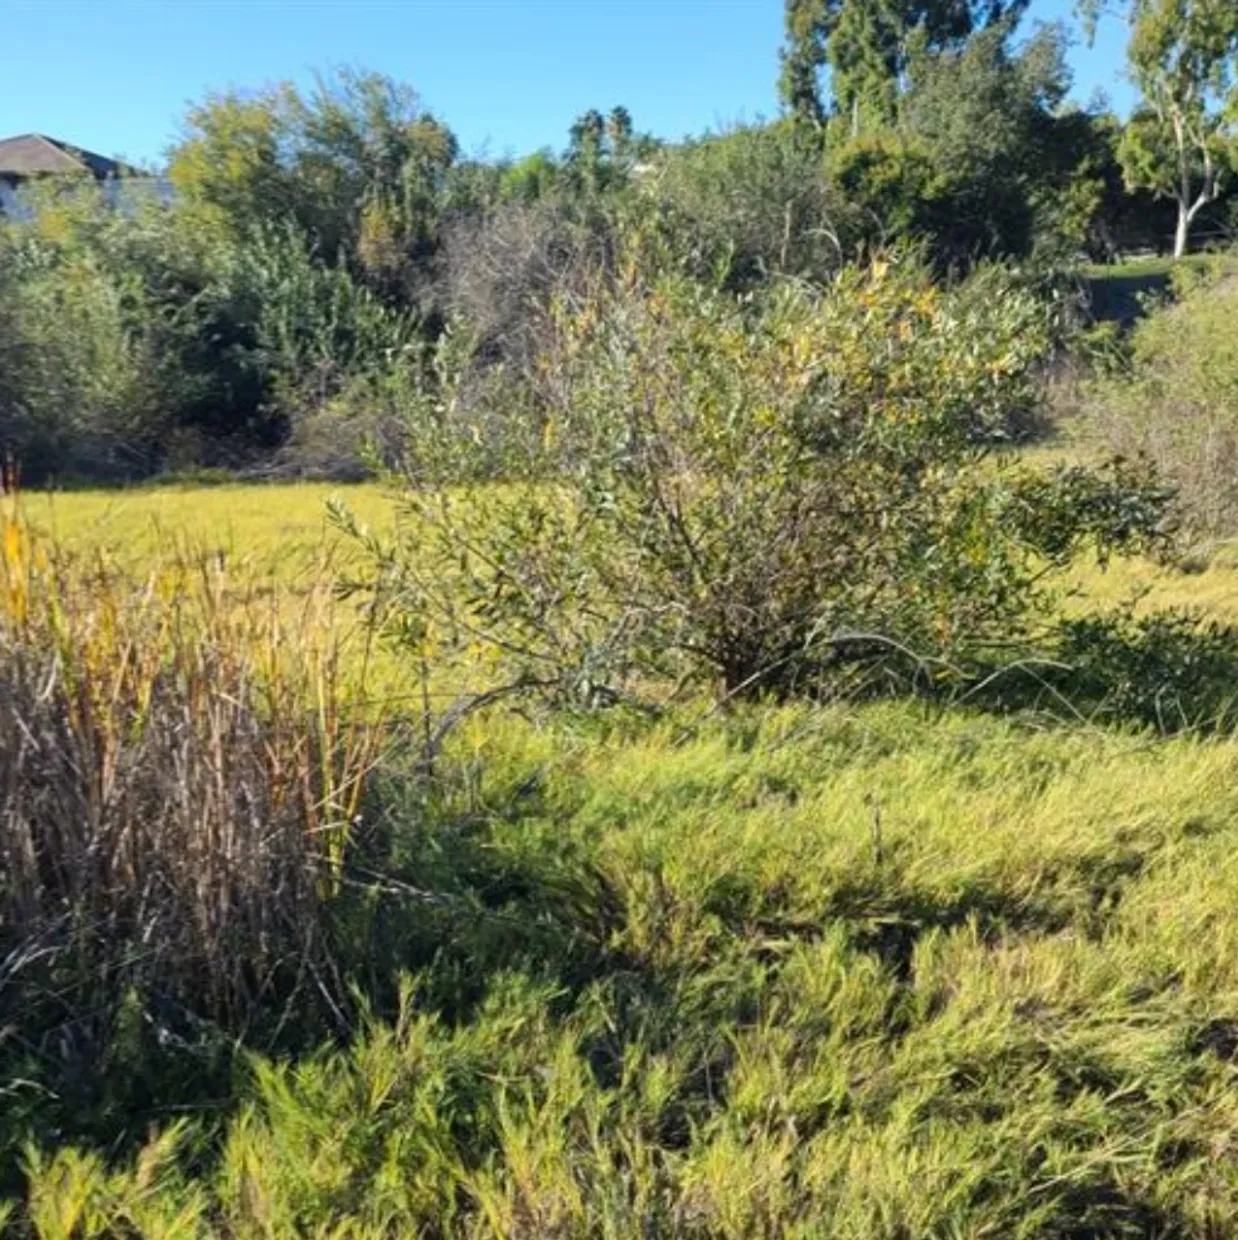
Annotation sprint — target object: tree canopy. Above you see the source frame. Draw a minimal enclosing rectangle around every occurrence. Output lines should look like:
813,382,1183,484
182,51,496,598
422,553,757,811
779,0,1029,130
1080,0,1238,256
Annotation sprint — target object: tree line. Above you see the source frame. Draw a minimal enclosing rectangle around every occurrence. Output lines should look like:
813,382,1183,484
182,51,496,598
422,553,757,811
0,0,1234,482
781,0,1238,261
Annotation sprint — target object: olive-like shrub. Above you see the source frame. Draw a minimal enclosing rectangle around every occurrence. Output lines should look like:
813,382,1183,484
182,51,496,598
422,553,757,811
350,252,1171,706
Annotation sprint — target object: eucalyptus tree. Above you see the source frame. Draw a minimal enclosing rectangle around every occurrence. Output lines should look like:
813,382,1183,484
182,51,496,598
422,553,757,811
778,0,1029,132
1082,0,1238,257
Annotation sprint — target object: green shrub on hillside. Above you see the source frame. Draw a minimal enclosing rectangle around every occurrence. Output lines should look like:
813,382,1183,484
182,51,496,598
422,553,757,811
0,187,270,480
0,193,201,480
646,122,857,289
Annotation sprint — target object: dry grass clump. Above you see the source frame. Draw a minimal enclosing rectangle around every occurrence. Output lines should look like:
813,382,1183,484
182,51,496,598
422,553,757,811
0,484,383,1056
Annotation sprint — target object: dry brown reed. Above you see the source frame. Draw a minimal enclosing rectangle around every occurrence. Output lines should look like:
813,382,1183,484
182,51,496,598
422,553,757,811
0,476,384,1053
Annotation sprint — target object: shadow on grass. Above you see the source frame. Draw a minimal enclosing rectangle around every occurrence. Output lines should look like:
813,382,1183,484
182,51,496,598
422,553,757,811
1082,267,1174,329
960,609,1238,738
0,694,1209,1212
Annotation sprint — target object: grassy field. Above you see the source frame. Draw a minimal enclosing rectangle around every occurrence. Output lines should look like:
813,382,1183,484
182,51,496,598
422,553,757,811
9,481,1238,1236
21,478,1238,623
14,697,1238,1236
1062,547,1238,623
15,482,429,705
18,481,400,582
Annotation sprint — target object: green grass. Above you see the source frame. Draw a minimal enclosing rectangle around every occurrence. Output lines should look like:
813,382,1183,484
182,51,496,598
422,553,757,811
12,700,1238,1236
10,483,1238,1237
1080,254,1223,283
22,478,1238,624
17,481,399,582
13,482,435,703
1083,257,1176,282
1064,546,1238,624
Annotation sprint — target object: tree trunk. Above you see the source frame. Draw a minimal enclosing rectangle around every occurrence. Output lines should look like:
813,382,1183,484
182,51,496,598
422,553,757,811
1173,202,1190,260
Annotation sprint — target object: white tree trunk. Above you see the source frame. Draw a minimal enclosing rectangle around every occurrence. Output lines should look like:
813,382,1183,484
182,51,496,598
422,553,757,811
1174,203,1190,260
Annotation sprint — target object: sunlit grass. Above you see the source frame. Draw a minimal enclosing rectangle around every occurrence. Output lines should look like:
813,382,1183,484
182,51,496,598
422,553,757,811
15,483,442,706
1023,437,1238,622
10,481,1238,1235
14,699,1238,1236
18,481,399,582
1066,543,1238,623
25,478,1238,631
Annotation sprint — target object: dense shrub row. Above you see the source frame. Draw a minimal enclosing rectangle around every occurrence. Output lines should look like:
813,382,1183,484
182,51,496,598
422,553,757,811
1,38,1233,485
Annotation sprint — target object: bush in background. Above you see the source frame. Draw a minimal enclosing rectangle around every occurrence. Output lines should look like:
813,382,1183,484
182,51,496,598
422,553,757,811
0,186,427,483
646,122,858,289
1078,256,1238,543
0,186,271,481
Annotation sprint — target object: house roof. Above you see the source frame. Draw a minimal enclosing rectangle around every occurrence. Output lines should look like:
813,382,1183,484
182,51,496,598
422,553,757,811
0,133,133,179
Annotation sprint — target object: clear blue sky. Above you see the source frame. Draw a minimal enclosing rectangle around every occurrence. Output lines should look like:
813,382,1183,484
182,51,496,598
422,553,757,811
2,0,1134,168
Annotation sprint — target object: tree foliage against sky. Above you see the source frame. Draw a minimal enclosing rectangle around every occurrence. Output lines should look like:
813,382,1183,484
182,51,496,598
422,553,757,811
1,30,1234,485
779,0,1029,130
170,69,458,295
1080,0,1238,256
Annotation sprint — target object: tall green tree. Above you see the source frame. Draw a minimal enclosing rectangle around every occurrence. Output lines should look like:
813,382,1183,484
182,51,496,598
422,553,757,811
778,0,1028,131
169,69,457,296
1083,0,1238,257
780,0,831,127
567,109,607,193
829,23,1111,265
606,106,635,158
564,106,652,194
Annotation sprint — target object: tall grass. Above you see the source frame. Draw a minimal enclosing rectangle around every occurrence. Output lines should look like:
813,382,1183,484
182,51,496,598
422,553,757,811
0,483,384,1100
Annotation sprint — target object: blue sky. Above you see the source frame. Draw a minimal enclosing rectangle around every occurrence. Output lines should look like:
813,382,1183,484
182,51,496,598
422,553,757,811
2,0,1134,168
